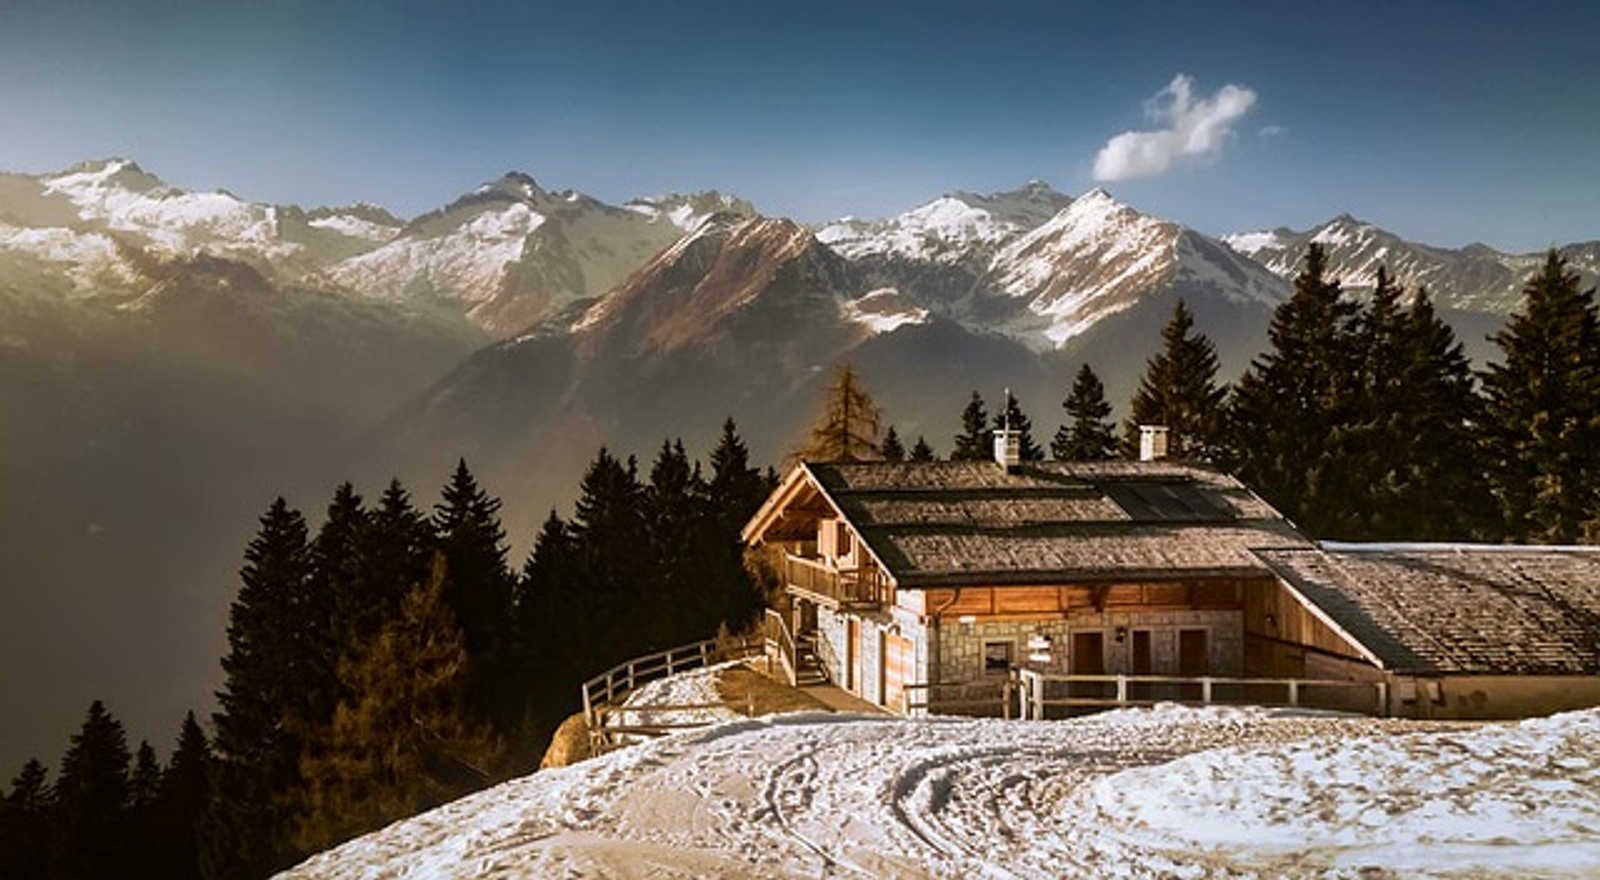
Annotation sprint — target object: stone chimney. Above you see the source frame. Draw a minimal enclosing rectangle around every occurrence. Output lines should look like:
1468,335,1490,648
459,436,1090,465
993,427,1021,471
1139,425,1170,462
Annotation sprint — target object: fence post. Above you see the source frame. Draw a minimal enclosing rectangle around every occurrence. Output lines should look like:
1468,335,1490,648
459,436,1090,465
1003,674,1013,720
1376,680,1389,717
666,653,676,676
1201,677,1213,703
1287,679,1299,706
627,662,636,693
1031,671,1044,721
1116,674,1127,704
699,642,709,666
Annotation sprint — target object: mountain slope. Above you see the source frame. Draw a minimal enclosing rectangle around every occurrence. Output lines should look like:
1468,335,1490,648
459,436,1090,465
1224,216,1600,313
326,174,757,337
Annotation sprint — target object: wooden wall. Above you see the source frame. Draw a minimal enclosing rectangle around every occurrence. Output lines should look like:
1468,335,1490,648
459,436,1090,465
897,578,1254,620
1242,579,1377,678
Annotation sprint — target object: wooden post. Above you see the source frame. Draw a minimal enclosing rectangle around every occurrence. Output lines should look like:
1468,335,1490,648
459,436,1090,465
1201,677,1213,703
666,653,676,676
1116,674,1127,704
1376,680,1389,717
1287,679,1299,706
1031,671,1044,721
627,662,636,693
1003,675,1013,720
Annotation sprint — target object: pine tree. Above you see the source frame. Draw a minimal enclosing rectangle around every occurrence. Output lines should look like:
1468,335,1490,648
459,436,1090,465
3,758,52,880
432,460,514,723
707,419,768,534
909,436,936,462
569,449,649,670
643,439,707,645
155,713,210,880
1481,251,1600,542
52,700,131,880
1054,364,1117,461
797,364,881,461
1123,299,1228,460
993,391,1045,461
1229,244,1363,528
126,741,163,880
208,497,313,878
951,392,990,460
880,426,906,462
292,555,503,855
359,479,433,639
513,510,581,740
302,483,365,729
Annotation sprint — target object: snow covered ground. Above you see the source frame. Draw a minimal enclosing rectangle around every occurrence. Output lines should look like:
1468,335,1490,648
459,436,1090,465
608,660,745,742
281,705,1600,879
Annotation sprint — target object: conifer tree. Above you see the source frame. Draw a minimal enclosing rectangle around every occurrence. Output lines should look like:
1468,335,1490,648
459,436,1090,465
208,498,313,878
1229,244,1362,528
156,713,210,880
569,449,649,669
798,364,881,461
126,741,163,880
359,480,433,639
1054,364,1117,461
3,758,52,880
1481,251,1600,542
513,510,581,737
644,439,707,645
951,392,990,460
707,418,768,534
292,556,503,855
993,392,1045,461
313,483,367,650
880,426,905,462
52,700,131,880
432,460,514,723
909,436,936,462
1123,299,1228,460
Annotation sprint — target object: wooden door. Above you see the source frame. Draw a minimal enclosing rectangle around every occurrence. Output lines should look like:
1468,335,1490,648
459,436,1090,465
847,618,861,693
1179,629,1209,676
882,634,912,713
1131,630,1153,673
1071,632,1105,674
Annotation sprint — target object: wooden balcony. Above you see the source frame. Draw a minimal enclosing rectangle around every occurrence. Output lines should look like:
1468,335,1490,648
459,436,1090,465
783,553,888,609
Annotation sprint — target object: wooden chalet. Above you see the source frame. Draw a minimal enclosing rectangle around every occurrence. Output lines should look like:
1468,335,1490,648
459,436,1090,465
742,427,1318,715
742,428,1600,719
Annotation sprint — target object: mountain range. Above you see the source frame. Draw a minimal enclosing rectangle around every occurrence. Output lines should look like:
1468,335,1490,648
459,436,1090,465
2,157,1594,771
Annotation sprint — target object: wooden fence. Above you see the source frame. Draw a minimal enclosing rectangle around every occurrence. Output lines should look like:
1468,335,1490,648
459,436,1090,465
1010,668,1388,720
579,611,800,753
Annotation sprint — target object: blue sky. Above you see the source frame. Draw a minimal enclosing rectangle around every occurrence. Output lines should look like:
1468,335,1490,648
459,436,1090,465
2,0,1596,250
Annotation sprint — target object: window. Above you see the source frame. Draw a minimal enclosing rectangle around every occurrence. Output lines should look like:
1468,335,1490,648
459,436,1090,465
837,523,853,558
983,641,1013,675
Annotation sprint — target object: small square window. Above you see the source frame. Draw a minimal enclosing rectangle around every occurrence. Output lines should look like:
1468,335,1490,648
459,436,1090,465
983,641,1013,675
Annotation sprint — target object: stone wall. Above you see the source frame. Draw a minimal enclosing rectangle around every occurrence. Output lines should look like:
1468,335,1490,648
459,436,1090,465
934,609,1244,685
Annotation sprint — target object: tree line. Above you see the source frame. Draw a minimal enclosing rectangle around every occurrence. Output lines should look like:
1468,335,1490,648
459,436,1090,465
1,420,774,879
820,245,1600,543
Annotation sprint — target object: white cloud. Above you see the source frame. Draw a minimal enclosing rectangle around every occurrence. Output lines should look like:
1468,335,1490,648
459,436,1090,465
1259,124,1285,138
1091,75,1258,181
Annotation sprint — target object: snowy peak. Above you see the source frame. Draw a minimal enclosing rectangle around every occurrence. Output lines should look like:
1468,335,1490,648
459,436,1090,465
981,191,1285,347
623,191,757,230
1221,214,1598,314
818,181,1072,265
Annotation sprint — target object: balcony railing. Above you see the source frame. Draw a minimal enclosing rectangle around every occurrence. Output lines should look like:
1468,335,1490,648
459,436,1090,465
783,553,888,608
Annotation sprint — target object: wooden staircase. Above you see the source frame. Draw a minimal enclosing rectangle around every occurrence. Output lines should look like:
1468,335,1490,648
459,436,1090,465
795,630,828,687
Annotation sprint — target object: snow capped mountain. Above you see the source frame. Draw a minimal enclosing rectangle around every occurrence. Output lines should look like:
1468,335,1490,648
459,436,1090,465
324,173,759,337
623,191,757,231
977,189,1286,347
818,180,1072,265
1223,215,1600,313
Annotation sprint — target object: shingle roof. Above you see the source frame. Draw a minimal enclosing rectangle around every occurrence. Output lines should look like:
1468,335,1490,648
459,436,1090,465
803,460,1307,586
1253,545,1600,674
